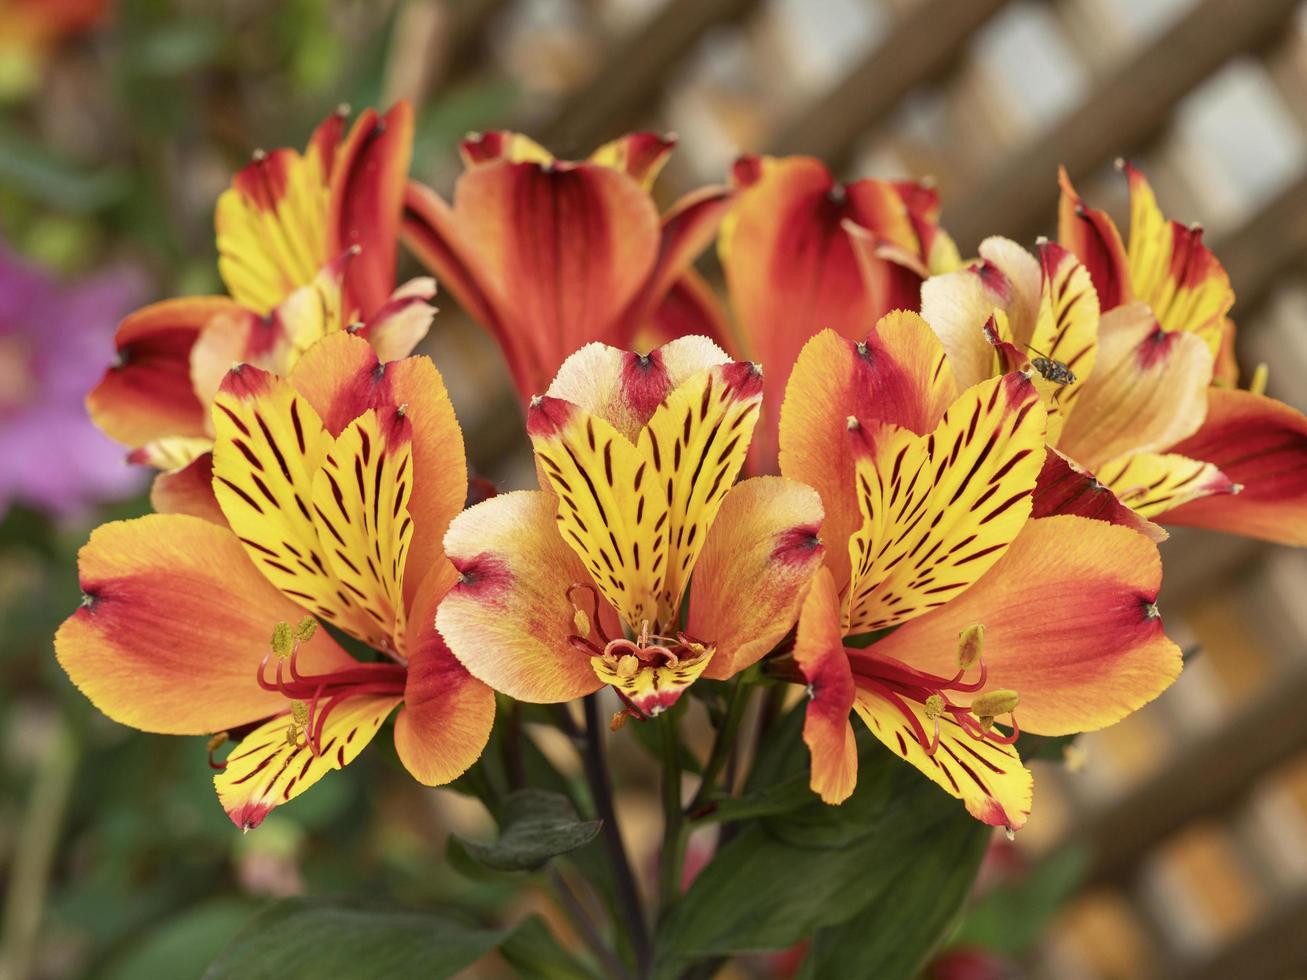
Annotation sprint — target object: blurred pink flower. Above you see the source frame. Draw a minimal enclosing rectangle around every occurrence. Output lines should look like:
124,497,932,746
0,242,147,518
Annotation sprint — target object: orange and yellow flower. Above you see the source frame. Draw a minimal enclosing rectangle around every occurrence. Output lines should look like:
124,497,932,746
401,132,734,402
436,337,825,717
780,316,1182,829
56,333,492,829
719,155,963,468
87,102,432,514
1056,164,1307,545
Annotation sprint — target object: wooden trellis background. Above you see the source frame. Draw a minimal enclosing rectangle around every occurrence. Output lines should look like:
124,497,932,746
381,1,1307,977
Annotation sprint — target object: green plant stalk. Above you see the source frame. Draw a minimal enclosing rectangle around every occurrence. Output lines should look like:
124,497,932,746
685,676,750,818
657,710,685,921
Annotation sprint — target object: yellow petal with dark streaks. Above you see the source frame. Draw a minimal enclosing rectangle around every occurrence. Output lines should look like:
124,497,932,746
1095,451,1237,519
637,362,763,627
216,693,400,830
528,396,667,632
311,408,415,656
852,686,1031,830
844,374,1046,634
1029,242,1099,444
211,366,375,641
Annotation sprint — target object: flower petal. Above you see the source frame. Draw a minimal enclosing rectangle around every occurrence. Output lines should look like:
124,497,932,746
438,491,602,702
691,476,825,680
1031,449,1166,543
393,562,495,785
54,514,351,735
211,365,380,644
870,515,1182,736
329,102,414,320
216,693,400,831
641,272,735,355
851,686,1031,830
150,451,224,525
588,132,677,189
778,320,958,596
460,130,553,166
1096,451,1236,520
792,567,858,805
1162,387,1307,545
845,374,1046,633
1058,303,1212,469
919,262,1008,393
1058,166,1130,311
310,408,414,653
87,297,233,448
453,159,661,398
356,277,436,362
1028,241,1100,439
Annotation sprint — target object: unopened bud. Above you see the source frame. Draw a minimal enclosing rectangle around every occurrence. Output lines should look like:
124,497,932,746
924,694,946,719
573,608,591,638
295,615,318,642
271,621,295,659
957,624,985,670
972,689,1020,718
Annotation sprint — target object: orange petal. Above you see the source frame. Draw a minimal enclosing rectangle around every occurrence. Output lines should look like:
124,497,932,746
851,684,1031,830
54,514,351,735
438,490,603,702
329,102,414,320
778,320,958,595
1096,451,1236,520
217,692,400,830
1057,165,1130,311
394,562,495,785
356,277,436,362
87,297,233,448
1031,449,1166,543
692,476,825,680
459,130,553,166
618,185,733,343
588,132,677,190
400,180,503,346
639,271,735,356
150,452,224,525
1162,387,1307,545
792,567,858,805
869,515,1183,736
453,159,661,398
1058,303,1212,470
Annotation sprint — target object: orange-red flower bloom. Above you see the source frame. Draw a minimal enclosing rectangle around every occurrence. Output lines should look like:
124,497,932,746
57,334,492,829
436,337,824,716
781,316,1182,829
719,155,963,468
401,131,734,402
87,103,431,513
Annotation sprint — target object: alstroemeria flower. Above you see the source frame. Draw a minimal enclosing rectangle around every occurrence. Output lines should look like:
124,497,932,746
780,317,1182,829
56,333,493,829
1056,164,1307,545
401,131,735,401
719,155,963,469
87,103,433,511
436,337,825,717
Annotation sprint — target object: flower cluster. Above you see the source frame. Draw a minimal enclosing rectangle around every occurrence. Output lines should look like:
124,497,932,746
56,108,1307,841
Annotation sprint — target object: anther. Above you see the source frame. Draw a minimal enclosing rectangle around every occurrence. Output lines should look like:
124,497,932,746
271,621,295,659
924,694,946,720
573,608,591,638
972,689,1019,718
1250,362,1269,396
295,616,317,643
291,700,310,727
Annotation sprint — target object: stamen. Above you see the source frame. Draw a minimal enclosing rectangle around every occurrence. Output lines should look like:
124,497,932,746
271,621,294,659
207,732,229,770
957,624,984,671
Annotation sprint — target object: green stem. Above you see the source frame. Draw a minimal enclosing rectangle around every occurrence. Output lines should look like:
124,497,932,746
685,677,750,818
546,865,634,980
0,714,78,980
657,710,685,919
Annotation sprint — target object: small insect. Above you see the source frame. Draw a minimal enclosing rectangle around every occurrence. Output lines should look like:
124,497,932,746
1026,346,1076,386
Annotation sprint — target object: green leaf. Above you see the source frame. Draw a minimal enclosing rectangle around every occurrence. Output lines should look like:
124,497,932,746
202,898,507,979
455,789,602,872
103,900,255,980
499,915,603,980
950,845,1088,954
654,742,990,978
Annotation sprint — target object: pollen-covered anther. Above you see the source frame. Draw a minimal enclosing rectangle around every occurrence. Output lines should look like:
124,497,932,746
291,699,310,727
270,621,295,659
616,654,640,679
957,624,985,671
573,608,591,638
924,694,946,720
294,616,317,643
972,688,1019,718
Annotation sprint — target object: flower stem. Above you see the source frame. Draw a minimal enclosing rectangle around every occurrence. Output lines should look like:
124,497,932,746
547,865,634,980
657,710,685,918
581,694,651,975
685,676,749,818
